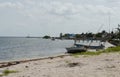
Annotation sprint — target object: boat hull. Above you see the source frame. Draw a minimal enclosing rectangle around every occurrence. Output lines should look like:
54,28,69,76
66,47,86,53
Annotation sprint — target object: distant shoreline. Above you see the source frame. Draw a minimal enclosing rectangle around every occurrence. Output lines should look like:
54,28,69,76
0,36,43,38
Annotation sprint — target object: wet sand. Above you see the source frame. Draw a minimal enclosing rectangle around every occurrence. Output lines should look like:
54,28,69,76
0,52,120,77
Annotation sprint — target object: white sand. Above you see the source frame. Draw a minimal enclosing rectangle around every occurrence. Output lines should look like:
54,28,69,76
1,52,120,77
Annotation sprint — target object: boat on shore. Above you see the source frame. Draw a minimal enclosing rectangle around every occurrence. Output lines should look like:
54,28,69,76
66,40,106,53
66,44,87,53
66,39,115,53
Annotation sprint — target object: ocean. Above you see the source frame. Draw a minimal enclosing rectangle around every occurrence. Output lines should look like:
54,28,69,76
0,37,73,62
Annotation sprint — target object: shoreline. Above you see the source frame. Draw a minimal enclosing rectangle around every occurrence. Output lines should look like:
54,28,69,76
0,53,70,68
0,52,120,77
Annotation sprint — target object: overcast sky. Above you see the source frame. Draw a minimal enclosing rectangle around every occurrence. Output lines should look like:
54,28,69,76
0,0,120,36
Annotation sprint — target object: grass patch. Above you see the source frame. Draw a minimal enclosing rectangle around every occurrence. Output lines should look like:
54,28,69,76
105,46,120,53
71,46,120,56
71,51,103,56
80,51,102,55
0,74,3,76
0,69,18,76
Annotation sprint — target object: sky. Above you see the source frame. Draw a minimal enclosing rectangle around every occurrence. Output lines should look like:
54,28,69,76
0,0,120,37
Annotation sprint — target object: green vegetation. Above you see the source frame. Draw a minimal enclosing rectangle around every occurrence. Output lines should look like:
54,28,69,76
0,69,18,76
0,74,3,76
71,51,102,57
71,46,120,56
75,34,81,39
60,26,120,46
43,35,51,39
105,46,120,52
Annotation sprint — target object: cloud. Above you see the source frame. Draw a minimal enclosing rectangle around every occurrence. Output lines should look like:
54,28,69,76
0,2,24,10
0,0,120,36
0,0,117,18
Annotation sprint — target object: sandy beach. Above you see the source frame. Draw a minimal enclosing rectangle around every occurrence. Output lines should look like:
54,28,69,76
0,52,120,77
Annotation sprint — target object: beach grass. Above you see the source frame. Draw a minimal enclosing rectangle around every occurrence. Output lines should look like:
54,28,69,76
71,46,120,56
105,46,120,52
71,51,102,57
0,69,18,76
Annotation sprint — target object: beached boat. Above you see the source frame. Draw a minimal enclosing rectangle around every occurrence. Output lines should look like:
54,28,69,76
66,40,105,53
66,39,115,53
66,45,87,53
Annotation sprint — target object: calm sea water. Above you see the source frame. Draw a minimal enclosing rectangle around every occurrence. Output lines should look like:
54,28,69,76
0,37,73,62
